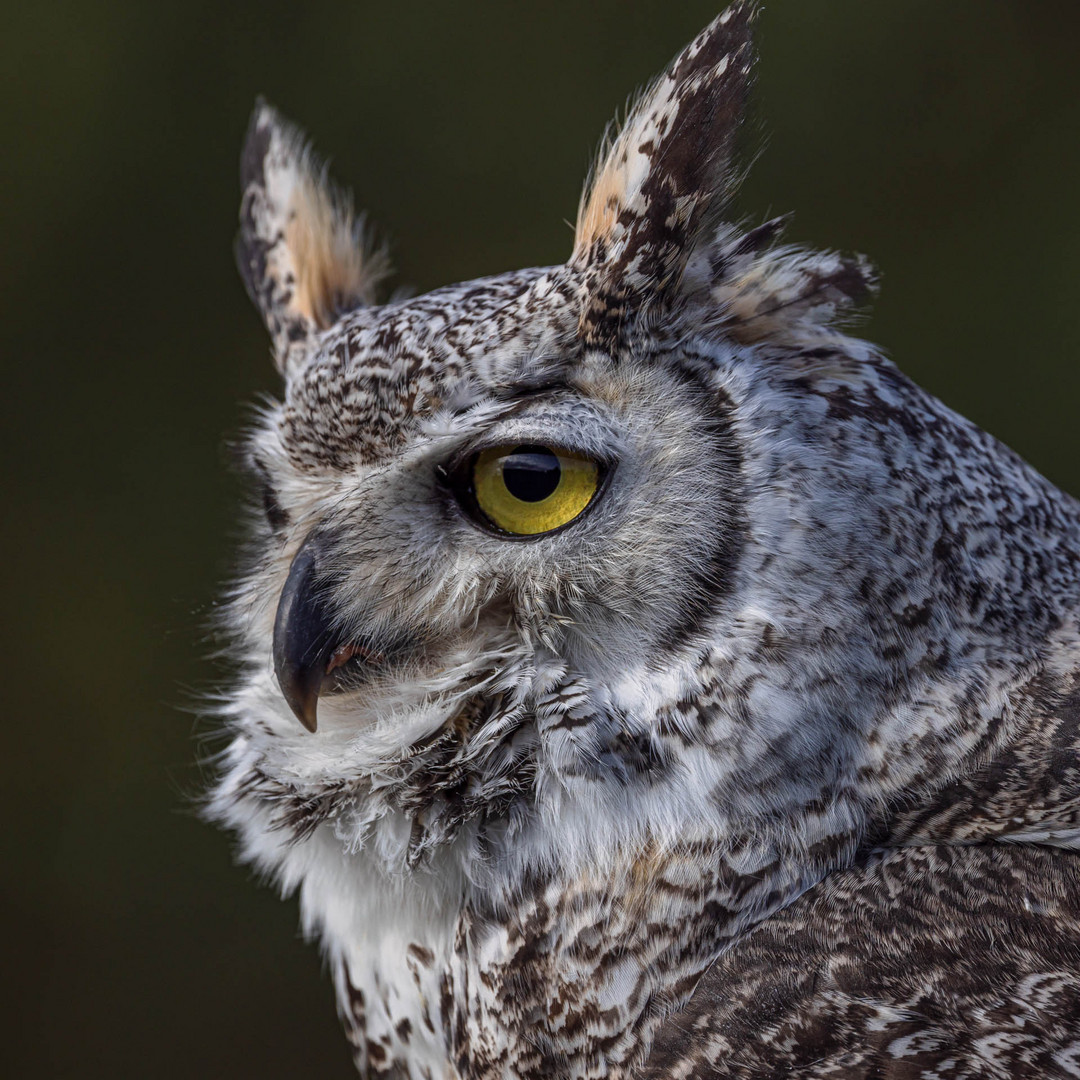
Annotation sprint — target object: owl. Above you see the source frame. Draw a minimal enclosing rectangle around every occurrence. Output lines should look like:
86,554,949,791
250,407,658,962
209,3,1080,1077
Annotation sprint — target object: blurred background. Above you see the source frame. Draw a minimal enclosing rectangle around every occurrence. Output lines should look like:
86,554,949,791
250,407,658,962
3,0,1078,1075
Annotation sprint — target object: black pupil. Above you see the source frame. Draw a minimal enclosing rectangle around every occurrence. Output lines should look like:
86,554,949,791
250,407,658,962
502,445,561,502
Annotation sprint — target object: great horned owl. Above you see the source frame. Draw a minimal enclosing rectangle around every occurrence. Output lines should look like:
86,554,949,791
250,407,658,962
209,3,1080,1077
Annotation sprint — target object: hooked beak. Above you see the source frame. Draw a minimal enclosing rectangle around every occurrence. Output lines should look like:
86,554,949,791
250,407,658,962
272,533,339,733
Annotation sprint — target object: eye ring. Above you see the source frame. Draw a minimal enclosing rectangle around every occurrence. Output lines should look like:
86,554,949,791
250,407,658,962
444,443,610,539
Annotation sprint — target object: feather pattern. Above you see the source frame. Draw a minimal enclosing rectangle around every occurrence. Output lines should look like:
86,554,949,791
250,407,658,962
209,3,1080,1076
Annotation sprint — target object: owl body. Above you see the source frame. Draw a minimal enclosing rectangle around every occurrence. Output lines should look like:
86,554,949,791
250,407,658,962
211,4,1080,1077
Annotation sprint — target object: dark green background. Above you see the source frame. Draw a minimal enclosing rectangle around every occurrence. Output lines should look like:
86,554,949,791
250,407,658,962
4,2,1078,1076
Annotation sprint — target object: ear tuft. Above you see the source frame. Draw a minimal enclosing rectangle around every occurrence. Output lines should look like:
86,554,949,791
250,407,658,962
572,1,758,351
237,101,391,373
693,219,880,346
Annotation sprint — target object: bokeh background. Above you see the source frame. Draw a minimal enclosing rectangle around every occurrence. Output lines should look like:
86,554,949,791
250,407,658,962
4,1,1078,1075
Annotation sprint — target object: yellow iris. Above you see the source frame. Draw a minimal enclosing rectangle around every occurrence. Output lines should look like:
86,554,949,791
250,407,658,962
473,445,600,535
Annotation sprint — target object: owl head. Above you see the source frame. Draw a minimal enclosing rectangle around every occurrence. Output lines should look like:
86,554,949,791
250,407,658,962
213,2,1059,886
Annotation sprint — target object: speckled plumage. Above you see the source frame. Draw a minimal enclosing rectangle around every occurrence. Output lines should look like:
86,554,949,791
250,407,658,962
208,4,1080,1077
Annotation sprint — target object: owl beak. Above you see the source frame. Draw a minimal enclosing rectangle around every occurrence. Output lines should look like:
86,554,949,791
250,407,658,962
272,533,338,733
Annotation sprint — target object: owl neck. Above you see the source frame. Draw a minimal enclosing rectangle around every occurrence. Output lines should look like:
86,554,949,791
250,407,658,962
290,764,868,1080
299,647,1080,1080
239,614,1080,1080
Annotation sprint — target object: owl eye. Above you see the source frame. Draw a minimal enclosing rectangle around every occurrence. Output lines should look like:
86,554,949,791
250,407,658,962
459,444,602,536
